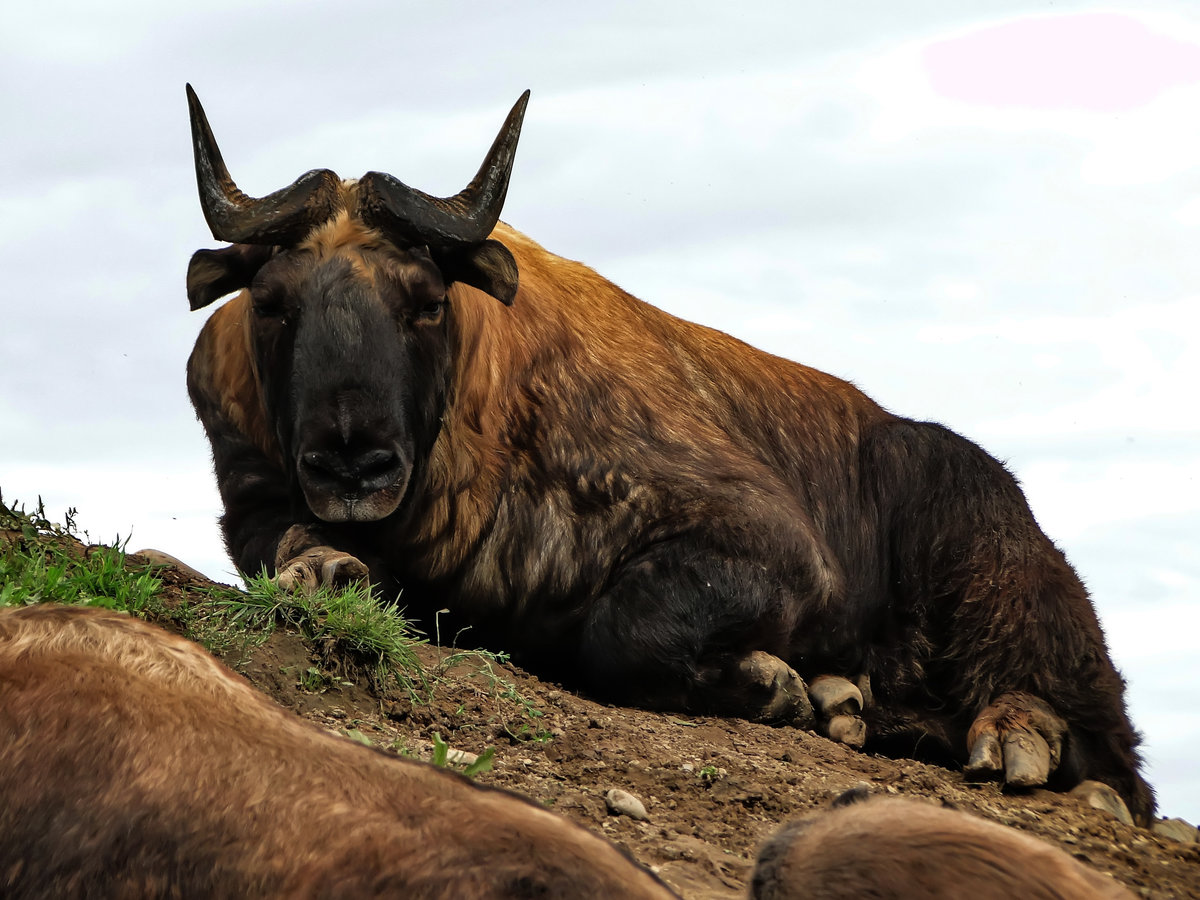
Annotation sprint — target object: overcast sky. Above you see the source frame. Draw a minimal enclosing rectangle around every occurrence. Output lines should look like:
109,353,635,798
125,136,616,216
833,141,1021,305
2,1,1198,822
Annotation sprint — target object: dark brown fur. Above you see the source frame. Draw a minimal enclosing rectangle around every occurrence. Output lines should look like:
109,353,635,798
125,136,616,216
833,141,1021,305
0,604,677,899
751,792,1134,899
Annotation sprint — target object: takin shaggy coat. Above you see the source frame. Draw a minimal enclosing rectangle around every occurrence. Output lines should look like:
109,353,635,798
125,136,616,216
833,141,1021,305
0,604,678,899
181,86,1153,822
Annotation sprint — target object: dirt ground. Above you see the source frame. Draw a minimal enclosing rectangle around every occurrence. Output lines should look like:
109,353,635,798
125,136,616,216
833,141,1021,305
142,560,1200,899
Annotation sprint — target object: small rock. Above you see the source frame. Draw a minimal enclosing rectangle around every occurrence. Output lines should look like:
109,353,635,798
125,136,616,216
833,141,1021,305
132,548,211,582
822,714,867,749
681,763,695,773
605,788,649,821
1153,817,1199,844
1069,780,1134,826
444,748,478,767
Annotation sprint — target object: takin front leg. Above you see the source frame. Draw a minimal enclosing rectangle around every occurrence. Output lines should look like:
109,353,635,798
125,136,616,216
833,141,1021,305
273,525,370,593
195,405,369,592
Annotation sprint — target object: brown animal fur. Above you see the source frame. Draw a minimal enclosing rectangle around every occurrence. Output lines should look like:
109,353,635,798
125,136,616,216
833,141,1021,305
0,604,677,899
750,793,1135,900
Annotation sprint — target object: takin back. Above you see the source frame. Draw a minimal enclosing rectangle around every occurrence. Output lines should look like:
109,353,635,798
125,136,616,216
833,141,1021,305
0,604,677,899
182,86,1153,823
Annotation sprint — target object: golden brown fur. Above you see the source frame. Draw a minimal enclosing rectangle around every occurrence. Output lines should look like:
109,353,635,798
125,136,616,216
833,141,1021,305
190,291,277,465
411,222,886,590
0,604,677,899
750,795,1134,900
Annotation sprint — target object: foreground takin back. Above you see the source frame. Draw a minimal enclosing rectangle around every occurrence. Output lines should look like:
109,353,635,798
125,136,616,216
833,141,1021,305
182,86,1153,822
752,788,1135,900
0,605,677,899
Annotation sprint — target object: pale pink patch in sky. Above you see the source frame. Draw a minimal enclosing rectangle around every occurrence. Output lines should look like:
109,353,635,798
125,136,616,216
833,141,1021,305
923,13,1200,110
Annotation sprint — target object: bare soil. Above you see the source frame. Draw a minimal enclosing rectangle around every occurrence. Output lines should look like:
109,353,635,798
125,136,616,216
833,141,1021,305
145,558,1200,899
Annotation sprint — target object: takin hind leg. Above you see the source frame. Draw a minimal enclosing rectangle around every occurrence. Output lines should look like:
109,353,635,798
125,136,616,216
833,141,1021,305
576,543,866,746
965,691,1068,790
964,693,1138,825
711,654,869,747
863,418,1155,823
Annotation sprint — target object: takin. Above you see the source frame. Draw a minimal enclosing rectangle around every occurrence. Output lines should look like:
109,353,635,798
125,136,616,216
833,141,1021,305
182,85,1153,823
750,788,1135,900
0,604,678,899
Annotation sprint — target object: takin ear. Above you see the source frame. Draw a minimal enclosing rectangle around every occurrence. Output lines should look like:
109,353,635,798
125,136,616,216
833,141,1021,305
437,239,519,306
186,244,275,310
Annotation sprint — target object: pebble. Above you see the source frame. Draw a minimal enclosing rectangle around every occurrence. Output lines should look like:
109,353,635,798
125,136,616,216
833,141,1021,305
444,748,478,767
1069,780,1134,826
1152,817,1199,844
605,788,649,821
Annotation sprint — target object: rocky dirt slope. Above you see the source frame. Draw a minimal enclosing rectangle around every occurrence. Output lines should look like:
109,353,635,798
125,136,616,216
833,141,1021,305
141,558,1200,899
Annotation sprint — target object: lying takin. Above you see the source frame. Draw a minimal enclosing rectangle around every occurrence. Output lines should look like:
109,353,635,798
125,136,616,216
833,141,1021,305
750,788,1135,899
0,604,678,899
182,85,1154,822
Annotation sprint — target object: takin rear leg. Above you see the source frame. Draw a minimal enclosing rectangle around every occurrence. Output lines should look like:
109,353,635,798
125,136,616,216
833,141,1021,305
864,419,1155,823
575,542,866,745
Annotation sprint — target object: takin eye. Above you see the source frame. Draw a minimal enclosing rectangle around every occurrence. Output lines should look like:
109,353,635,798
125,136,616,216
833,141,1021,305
414,298,446,323
251,290,290,321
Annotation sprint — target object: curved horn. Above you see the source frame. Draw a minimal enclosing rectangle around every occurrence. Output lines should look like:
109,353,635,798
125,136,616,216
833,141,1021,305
357,90,530,248
187,84,342,245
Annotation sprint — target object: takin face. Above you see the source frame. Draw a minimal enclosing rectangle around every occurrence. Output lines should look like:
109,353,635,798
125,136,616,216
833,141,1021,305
184,84,522,526
192,222,453,524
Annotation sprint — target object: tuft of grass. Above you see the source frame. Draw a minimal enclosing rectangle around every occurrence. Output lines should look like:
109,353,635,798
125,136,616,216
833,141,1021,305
0,492,426,698
216,571,427,697
0,494,161,615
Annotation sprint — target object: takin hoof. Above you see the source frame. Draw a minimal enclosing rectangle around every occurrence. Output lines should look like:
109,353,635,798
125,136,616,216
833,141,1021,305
809,675,867,750
739,651,815,729
964,691,1068,791
276,547,370,593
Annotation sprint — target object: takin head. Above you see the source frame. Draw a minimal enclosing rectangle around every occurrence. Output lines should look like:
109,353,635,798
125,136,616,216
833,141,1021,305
183,85,525,523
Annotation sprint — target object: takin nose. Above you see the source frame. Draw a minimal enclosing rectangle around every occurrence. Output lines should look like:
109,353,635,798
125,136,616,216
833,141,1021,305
299,446,405,499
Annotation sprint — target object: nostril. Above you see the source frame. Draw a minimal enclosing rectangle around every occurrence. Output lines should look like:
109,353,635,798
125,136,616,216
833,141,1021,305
354,448,401,484
301,447,403,494
301,450,347,481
